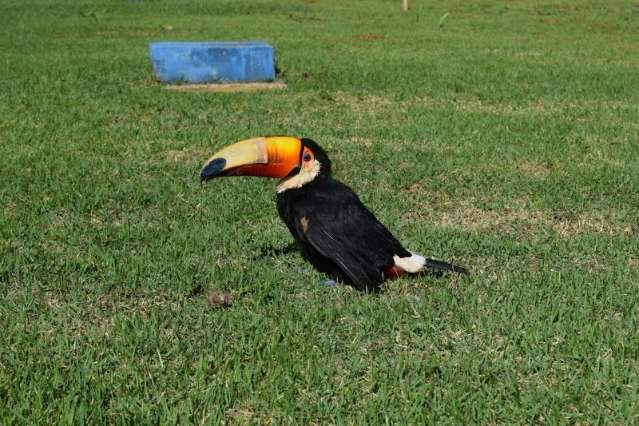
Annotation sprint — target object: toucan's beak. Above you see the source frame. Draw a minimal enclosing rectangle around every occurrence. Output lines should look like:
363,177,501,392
200,136,302,183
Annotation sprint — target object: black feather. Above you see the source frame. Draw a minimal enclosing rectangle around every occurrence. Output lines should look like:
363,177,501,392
277,175,410,292
423,258,469,275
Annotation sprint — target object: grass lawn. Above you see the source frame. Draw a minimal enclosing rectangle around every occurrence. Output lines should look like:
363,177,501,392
1,0,639,423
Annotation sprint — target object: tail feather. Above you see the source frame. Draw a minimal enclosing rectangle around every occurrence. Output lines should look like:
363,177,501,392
423,257,469,275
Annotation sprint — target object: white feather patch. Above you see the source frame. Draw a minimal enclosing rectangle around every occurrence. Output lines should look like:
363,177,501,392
393,252,426,273
277,159,321,193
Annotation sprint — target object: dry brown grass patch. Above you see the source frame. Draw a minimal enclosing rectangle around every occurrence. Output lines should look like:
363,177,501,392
225,408,255,423
344,136,374,147
511,160,552,178
163,147,209,165
95,30,159,37
450,96,564,116
49,209,68,229
438,204,542,232
333,91,394,112
552,213,634,238
405,197,633,238
89,208,127,228
45,291,61,309
3,199,17,216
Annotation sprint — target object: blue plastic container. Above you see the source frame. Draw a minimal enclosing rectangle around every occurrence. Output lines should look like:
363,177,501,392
149,41,276,84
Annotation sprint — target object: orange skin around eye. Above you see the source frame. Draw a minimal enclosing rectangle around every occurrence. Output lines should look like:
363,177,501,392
301,147,315,171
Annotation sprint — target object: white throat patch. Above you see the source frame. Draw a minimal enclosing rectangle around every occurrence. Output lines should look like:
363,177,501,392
277,159,321,193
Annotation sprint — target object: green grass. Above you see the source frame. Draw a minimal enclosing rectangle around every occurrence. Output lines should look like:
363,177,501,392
1,0,639,423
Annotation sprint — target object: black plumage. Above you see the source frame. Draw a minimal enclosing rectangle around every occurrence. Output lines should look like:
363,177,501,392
277,174,412,292
276,139,461,292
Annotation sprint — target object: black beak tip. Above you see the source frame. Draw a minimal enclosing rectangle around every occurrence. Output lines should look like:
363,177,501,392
199,158,227,184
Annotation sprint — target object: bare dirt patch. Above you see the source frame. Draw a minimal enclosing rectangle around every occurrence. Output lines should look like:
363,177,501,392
164,81,287,93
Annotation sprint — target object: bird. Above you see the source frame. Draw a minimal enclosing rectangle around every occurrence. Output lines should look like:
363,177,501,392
200,136,468,292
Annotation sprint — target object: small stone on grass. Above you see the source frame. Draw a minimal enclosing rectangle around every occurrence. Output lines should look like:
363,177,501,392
207,291,233,308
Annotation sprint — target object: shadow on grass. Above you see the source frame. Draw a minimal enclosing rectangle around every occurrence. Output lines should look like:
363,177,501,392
254,243,298,260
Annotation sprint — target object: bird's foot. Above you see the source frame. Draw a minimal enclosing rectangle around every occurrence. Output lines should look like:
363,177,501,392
320,279,337,288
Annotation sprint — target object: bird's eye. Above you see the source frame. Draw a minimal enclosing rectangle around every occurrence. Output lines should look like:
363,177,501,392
303,152,312,162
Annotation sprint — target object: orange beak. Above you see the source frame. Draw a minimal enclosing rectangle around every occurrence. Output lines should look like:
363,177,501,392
200,136,302,183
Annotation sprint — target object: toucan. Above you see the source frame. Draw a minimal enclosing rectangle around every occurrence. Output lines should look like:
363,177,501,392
200,136,468,292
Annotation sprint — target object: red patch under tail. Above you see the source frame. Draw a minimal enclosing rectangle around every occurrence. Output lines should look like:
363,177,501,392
384,265,406,280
